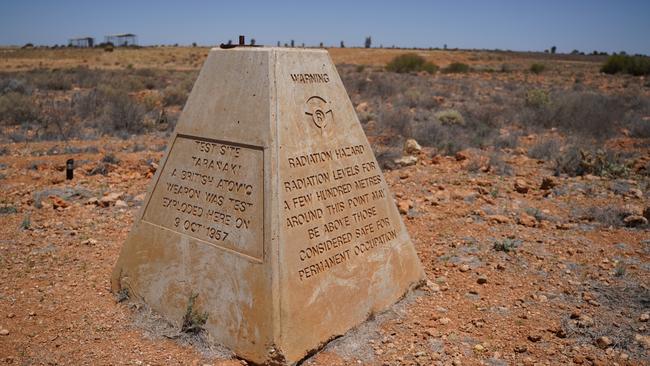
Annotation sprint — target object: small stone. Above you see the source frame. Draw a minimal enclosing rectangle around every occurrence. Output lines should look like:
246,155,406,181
488,215,511,224
514,179,529,194
623,215,648,227
0,329,9,336
459,264,470,272
635,333,650,349
514,345,527,353
540,176,557,190
393,155,418,167
596,336,613,349
439,317,451,325
427,281,441,292
455,151,470,161
496,263,506,271
518,213,537,227
452,358,462,366
82,238,98,246
527,334,542,342
115,200,128,208
573,355,585,364
576,315,594,328
628,188,643,199
477,275,488,285
397,200,412,215
355,102,369,113
6,313,15,319
403,138,422,156
28,311,36,316
49,195,68,209
640,313,649,322
473,344,485,352
98,192,123,207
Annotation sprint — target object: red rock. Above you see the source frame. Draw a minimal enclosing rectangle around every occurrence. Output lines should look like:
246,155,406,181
518,213,537,227
514,179,529,194
488,215,511,224
540,176,557,190
397,200,412,215
49,196,68,209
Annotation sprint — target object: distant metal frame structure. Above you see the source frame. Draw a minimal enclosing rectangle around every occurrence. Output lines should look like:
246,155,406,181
104,34,138,47
68,37,95,48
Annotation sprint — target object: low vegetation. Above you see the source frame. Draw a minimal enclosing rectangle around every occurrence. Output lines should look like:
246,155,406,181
601,54,650,76
529,63,546,74
0,67,195,141
442,62,470,73
386,53,438,74
181,293,208,334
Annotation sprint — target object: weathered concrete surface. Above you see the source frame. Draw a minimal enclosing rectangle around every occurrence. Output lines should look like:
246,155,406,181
112,47,425,365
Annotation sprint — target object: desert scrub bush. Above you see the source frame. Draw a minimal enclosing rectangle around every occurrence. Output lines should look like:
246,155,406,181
629,118,650,138
494,133,519,149
181,293,208,334
31,69,74,91
378,106,412,136
442,62,470,73
435,109,464,125
386,53,438,74
399,88,440,109
0,92,39,125
572,205,628,227
529,63,546,74
554,146,629,178
20,213,31,230
100,90,146,135
162,85,189,106
525,89,550,108
527,138,562,160
493,238,521,253
601,54,650,76
101,153,120,164
526,91,625,139
0,77,31,94
489,152,513,176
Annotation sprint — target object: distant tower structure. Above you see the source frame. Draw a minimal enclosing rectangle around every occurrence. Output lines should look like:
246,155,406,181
68,37,94,48
104,33,138,47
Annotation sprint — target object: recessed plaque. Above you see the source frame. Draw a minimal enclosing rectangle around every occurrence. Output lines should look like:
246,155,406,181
142,135,264,260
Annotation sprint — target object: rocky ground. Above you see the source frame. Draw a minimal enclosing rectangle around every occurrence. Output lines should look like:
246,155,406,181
1,46,649,365
0,132,648,365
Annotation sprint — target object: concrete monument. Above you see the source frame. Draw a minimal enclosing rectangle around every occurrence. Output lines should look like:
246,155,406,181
112,46,425,364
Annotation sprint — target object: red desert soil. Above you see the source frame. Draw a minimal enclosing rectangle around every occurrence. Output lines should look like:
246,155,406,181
0,133,648,365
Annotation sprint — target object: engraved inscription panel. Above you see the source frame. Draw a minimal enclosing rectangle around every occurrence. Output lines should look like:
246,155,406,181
281,143,401,282
142,135,263,260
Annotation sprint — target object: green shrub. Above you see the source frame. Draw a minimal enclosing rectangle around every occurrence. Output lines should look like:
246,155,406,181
601,55,650,76
525,89,550,108
554,146,629,178
0,92,39,125
181,293,208,334
435,109,465,125
493,238,521,253
162,85,189,106
386,53,438,74
442,62,470,73
529,63,546,74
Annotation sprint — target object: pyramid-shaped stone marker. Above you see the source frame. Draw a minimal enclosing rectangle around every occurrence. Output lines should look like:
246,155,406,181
112,47,425,364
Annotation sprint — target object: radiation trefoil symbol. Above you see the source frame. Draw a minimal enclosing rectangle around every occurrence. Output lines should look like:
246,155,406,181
304,96,334,130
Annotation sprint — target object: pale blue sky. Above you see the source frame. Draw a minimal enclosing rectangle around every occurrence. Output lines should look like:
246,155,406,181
1,0,649,54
